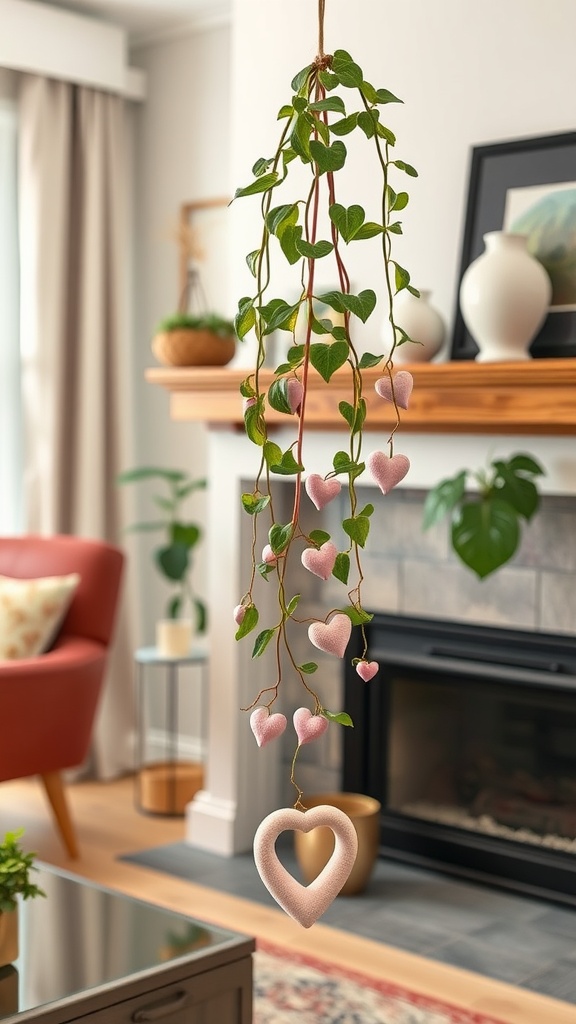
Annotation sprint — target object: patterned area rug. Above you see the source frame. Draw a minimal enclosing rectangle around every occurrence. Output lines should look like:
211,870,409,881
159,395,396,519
254,942,505,1024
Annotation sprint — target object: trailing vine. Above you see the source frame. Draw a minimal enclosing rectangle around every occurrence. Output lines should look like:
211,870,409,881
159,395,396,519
232,1,417,810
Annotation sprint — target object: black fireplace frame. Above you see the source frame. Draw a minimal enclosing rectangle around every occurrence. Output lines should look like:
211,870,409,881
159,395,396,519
343,612,576,907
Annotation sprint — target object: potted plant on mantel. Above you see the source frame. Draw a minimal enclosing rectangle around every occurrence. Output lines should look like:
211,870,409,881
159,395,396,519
152,221,237,367
152,310,236,368
229,0,425,926
0,829,45,967
117,466,207,656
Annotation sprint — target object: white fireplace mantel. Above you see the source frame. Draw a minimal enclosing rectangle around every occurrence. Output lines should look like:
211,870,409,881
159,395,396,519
147,361,576,855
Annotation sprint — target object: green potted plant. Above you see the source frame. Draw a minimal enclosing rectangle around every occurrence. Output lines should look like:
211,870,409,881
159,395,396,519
423,451,545,577
0,829,45,966
117,466,207,655
152,311,237,368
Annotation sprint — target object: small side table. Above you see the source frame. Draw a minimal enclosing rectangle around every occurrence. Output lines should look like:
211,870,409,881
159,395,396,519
134,645,208,816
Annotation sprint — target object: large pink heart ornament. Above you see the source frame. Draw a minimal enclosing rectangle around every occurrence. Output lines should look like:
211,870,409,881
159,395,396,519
253,805,358,927
374,370,413,410
308,613,352,658
305,474,342,511
250,707,287,748
293,707,329,745
367,451,410,495
301,541,338,580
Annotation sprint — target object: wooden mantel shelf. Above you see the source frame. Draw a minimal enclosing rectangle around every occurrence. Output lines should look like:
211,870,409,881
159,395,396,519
145,358,576,435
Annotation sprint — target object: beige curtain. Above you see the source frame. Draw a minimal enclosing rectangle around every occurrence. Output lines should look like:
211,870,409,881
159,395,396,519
18,75,135,778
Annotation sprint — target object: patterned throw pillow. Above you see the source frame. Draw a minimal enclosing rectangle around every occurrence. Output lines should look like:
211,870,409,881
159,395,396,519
0,573,80,660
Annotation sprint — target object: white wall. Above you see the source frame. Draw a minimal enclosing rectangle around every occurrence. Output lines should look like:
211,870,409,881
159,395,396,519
230,0,576,355
130,23,231,642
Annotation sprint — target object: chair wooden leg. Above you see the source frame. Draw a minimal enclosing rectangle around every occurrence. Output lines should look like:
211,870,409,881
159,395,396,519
40,772,80,859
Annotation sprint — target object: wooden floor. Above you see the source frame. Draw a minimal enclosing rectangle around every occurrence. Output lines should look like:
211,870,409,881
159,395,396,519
1,775,573,1024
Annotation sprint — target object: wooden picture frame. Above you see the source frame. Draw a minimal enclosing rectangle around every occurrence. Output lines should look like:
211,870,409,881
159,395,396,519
178,197,230,309
450,131,576,360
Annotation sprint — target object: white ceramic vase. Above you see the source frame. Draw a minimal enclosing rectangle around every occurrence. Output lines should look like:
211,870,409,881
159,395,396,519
459,231,552,362
390,289,445,363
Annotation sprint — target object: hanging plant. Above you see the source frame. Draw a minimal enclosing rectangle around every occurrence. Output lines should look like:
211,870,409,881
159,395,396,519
423,452,545,578
232,0,417,926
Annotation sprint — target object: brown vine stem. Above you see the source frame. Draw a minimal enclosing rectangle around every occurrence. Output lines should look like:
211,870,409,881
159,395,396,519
290,744,306,811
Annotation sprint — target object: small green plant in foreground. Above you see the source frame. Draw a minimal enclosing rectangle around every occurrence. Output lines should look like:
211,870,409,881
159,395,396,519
0,829,45,913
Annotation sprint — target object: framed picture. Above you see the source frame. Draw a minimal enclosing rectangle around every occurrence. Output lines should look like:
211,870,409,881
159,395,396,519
178,197,229,310
450,131,576,360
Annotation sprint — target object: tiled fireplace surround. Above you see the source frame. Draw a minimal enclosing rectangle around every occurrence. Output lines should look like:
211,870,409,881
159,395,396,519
275,483,576,805
182,424,576,856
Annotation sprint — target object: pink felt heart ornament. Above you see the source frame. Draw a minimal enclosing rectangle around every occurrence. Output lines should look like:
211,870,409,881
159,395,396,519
305,474,342,511
262,544,277,565
253,805,358,928
374,370,413,410
250,707,287,748
356,660,379,682
367,451,410,495
308,613,351,658
301,541,338,580
293,707,329,745
233,604,246,625
286,378,304,414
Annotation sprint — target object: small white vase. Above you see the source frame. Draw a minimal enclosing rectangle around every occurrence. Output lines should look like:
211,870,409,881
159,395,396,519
390,289,445,363
459,232,552,362
156,619,193,658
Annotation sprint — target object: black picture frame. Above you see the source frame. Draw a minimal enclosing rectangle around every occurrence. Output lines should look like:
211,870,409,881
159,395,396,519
450,131,576,360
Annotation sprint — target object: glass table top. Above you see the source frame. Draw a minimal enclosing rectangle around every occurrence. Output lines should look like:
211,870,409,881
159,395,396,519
0,863,243,1019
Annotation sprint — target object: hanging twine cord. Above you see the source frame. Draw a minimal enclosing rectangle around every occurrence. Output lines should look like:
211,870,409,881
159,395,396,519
318,0,325,56
314,0,332,69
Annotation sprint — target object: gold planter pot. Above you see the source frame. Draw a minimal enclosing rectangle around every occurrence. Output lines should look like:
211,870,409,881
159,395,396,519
0,911,18,968
294,792,381,896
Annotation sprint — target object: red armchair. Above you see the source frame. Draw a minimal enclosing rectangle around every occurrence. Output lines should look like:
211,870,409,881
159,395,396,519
0,535,124,857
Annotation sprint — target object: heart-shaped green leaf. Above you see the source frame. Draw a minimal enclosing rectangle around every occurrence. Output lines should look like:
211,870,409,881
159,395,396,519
241,493,270,516
309,96,346,114
267,379,292,415
235,605,259,640
299,661,318,674
235,297,255,340
266,203,299,237
309,529,331,546
359,351,383,369
270,450,305,476
329,203,365,242
332,49,363,87
234,172,279,199
263,440,283,467
309,140,347,175
329,113,358,136
252,628,276,659
269,522,294,554
452,499,519,579
309,341,349,382
343,515,370,548
321,709,354,727
295,238,334,258
333,552,350,585
279,224,304,265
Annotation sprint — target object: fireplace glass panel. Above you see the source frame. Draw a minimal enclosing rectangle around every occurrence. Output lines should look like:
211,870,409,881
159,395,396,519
387,672,576,853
